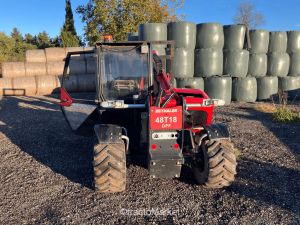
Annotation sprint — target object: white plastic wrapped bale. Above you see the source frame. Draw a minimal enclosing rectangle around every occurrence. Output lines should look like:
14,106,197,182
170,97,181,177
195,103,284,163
166,48,194,78
268,31,287,53
86,59,96,74
287,31,300,53
25,62,47,77
267,52,289,77
196,23,224,49
194,48,223,77
278,76,300,100
167,21,196,49
45,47,66,62
256,76,278,101
2,62,26,78
65,47,85,61
232,77,257,102
248,54,267,77
223,25,246,50
13,77,37,96
175,77,204,90
223,50,249,77
204,77,232,105
288,52,300,76
138,23,167,49
26,50,46,62
249,29,269,54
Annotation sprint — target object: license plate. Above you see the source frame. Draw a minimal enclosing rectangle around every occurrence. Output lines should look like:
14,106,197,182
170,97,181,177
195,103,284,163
150,106,182,130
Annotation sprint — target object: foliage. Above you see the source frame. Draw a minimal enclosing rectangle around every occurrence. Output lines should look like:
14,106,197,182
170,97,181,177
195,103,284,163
234,148,242,160
61,0,79,47
270,106,300,125
37,31,54,49
0,32,15,63
11,28,23,43
232,0,266,30
76,0,186,46
61,29,79,47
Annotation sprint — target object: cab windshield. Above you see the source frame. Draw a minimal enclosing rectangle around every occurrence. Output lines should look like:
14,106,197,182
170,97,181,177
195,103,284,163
100,46,149,100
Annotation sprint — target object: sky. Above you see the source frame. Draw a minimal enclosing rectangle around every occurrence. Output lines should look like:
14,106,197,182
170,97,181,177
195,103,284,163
1,0,300,43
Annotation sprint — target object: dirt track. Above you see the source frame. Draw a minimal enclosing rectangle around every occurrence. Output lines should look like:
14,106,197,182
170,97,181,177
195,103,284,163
0,95,300,224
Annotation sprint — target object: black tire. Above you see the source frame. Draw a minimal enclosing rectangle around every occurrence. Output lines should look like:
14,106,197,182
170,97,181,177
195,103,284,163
93,138,126,193
192,139,237,188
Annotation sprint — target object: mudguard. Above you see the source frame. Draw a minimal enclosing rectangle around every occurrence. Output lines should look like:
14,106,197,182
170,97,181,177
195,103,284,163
202,123,230,141
94,124,122,144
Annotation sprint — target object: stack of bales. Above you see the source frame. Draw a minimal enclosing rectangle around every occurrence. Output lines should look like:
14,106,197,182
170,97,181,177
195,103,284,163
166,21,196,89
247,29,275,101
0,47,96,96
222,25,255,103
262,31,289,101
281,31,300,100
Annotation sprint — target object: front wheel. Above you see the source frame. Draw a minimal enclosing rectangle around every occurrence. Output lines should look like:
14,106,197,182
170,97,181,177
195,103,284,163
93,138,126,193
192,139,237,188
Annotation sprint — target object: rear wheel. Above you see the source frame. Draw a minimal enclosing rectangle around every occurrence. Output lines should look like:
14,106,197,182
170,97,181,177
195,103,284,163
192,139,237,188
93,138,126,193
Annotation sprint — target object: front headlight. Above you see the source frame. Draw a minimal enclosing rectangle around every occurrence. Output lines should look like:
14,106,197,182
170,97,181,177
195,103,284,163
212,99,225,106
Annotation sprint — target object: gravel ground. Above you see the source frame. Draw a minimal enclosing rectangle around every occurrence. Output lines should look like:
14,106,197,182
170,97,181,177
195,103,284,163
0,94,300,224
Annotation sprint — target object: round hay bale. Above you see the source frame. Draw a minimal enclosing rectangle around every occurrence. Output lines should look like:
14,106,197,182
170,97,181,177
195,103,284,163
196,23,224,49
25,62,47,77
68,61,86,75
78,74,96,92
287,31,300,53
46,61,65,76
57,75,78,93
223,49,249,77
45,47,66,62
268,31,287,53
2,62,26,78
138,23,167,49
288,52,300,76
248,53,267,77
26,50,46,62
127,32,139,41
13,77,36,96
166,48,194,78
204,76,232,105
167,21,196,49
223,25,246,50
36,75,57,95
65,47,85,61
249,29,269,54
267,52,289,77
175,77,204,90
278,76,300,100
0,78,14,96
256,76,278,101
86,59,96,74
194,48,223,77
232,77,257,102
84,47,95,60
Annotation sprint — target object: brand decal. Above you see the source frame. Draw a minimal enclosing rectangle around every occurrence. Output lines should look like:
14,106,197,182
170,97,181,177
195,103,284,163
72,104,93,110
155,109,177,113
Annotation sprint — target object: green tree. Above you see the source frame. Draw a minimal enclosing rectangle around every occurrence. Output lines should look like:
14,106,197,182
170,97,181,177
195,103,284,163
60,29,79,47
0,32,15,63
11,28,23,43
37,31,53,49
232,0,266,30
60,0,79,47
76,0,186,46
25,33,38,46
